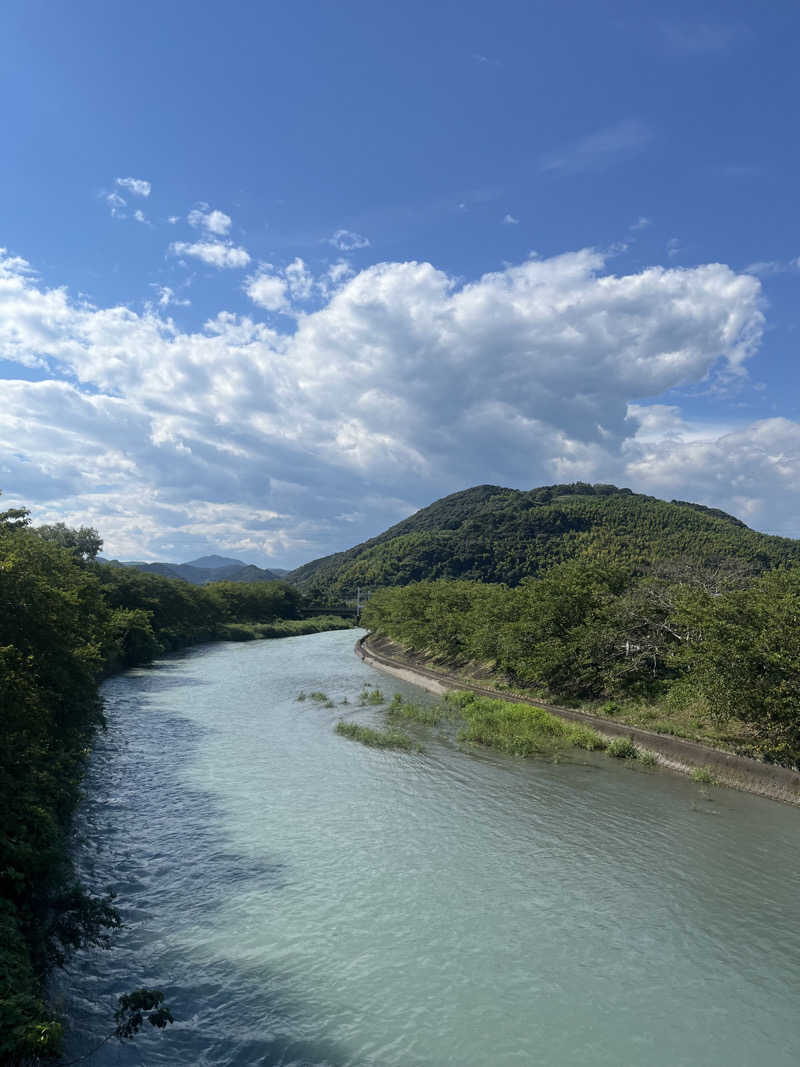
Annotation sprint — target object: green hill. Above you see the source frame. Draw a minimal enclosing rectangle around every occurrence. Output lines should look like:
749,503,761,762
288,483,800,595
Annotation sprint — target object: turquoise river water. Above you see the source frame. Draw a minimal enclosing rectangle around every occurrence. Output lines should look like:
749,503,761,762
57,628,800,1066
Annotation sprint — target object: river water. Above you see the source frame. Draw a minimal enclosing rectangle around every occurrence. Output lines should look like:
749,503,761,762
57,629,800,1066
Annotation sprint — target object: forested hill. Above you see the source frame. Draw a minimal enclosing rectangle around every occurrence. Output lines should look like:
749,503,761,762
288,483,800,595
103,558,283,585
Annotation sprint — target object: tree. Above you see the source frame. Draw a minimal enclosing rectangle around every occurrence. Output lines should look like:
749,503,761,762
34,522,103,561
0,489,31,530
686,568,800,764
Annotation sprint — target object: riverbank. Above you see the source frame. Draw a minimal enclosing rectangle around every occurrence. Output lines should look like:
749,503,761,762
356,633,800,805
219,615,353,641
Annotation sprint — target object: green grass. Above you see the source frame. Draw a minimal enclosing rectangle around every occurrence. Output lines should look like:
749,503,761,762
690,765,718,785
386,693,443,726
335,720,420,751
358,687,385,706
639,749,659,767
606,737,639,760
309,691,329,702
450,692,607,757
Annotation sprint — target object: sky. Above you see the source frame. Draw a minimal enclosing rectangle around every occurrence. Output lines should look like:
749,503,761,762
2,0,799,568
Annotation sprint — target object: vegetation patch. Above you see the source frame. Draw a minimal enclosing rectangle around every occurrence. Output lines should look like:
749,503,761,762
691,766,718,785
335,720,420,751
386,693,443,726
358,687,385,706
450,691,607,757
221,615,352,641
606,737,639,759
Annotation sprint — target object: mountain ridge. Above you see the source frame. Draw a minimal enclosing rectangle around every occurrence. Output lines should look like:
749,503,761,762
287,483,800,594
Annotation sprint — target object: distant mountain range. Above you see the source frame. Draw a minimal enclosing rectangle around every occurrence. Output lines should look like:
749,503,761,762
287,482,800,595
100,552,289,586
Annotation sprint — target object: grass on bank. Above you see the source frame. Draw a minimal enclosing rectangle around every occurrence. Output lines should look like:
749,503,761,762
391,652,762,760
335,720,420,751
221,615,353,641
386,693,445,726
445,691,608,757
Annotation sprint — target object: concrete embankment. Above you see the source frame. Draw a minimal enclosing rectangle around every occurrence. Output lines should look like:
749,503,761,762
356,633,800,806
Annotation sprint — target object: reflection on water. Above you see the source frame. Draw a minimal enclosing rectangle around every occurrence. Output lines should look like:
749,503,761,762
57,630,800,1066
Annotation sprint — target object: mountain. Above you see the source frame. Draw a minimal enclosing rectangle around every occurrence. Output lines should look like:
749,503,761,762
184,554,250,569
103,558,284,585
287,483,800,595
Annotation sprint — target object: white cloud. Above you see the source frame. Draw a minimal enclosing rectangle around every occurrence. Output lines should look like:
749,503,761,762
170,240,251,269
0,244,773,562
503,214,519,225
104,191,127,218
133,209,149,225
285,257,313,300
188,204,232,235
624,414,800,536
167,215,180,225
540,119,652,175
329,228,370,251
744,258,800,278
151,285,190,308
667,237,681,258
631,216,651,230
115,177,151,198
244,269,289,311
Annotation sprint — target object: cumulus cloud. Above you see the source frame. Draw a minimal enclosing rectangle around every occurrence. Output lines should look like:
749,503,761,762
329,228,370,251
244,269,289,311
244,258,316,310
0,244,776,563
170,240,251,269
624,412,800,535
503,214,519,225
115,177,151,198
188,204,232,235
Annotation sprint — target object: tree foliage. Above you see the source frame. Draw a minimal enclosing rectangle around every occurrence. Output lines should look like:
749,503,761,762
363,561,800,767
290,483,799,596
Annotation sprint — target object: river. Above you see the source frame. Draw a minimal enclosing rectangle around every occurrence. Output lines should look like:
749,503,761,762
57,628,800,1066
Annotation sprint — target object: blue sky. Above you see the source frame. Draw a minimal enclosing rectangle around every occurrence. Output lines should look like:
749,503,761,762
2,0,799,566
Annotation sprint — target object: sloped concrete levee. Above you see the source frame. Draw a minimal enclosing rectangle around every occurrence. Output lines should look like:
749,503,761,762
356,633,800,806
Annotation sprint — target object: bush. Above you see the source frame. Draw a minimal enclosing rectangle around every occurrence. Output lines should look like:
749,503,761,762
606,737,638,759
690,765,718,785
601,700,622,716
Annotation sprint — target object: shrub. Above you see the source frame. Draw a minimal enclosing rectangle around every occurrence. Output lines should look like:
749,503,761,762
690,765,718,785
606,737,638,759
